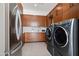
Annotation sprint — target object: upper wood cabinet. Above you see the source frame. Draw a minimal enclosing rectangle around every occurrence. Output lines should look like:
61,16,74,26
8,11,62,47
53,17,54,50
62,3,70,13
63,3,79,20
56,4,63,15
47,3,79,23
21,15,47,27
53,4,63,23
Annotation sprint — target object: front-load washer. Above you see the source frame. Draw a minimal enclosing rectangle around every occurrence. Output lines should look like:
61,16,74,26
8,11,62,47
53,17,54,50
45,24,54,55
53,18,79,56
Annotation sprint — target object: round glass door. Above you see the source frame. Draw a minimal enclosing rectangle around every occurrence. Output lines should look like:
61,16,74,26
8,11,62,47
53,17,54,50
54,26,68,47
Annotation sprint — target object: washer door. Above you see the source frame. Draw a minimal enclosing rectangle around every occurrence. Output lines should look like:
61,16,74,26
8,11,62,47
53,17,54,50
54,26,68,47
46,28,52,41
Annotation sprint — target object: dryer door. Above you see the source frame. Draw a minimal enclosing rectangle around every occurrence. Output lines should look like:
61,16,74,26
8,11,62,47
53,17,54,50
46,28,52,41
54,26,68,47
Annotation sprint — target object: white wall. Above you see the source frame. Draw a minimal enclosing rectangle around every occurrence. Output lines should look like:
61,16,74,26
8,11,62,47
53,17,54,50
23,27,46,33
0,3,5,56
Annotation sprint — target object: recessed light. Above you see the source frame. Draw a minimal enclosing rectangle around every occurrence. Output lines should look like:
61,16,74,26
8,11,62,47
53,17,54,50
34,4,37,7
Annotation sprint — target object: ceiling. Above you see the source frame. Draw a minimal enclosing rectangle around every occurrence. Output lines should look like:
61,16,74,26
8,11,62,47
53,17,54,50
23,3,57,16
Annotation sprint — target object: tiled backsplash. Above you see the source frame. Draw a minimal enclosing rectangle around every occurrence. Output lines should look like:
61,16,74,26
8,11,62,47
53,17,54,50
23,27,47,33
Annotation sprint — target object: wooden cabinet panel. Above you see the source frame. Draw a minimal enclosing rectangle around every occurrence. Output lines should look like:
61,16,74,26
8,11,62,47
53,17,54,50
63,4,79,20
56,4,63,15
48,3,79,23
62,3,70,13
51,4,63,23
46,17,52,26
21,15,47,27
23,32,46,42
22,33,25,42
53,10,63,22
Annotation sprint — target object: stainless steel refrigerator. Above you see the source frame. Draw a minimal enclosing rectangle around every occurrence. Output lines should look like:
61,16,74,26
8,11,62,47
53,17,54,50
5,3,23,56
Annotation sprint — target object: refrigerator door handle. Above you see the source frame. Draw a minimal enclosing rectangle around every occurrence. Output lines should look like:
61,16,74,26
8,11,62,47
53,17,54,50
10,41,23,55
15,9,22,40
5,41,23,56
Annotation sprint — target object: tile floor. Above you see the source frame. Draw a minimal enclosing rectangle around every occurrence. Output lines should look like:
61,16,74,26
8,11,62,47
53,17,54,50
22,42,51,56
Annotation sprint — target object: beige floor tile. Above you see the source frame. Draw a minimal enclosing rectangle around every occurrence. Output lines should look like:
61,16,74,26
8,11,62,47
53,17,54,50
22,42,51,56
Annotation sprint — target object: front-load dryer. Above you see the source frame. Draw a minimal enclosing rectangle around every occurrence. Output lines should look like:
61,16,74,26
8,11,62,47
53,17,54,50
45,24,54,55
53,18,79,56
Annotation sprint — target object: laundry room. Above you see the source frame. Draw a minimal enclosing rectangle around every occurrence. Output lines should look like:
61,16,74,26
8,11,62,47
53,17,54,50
0,3,79,56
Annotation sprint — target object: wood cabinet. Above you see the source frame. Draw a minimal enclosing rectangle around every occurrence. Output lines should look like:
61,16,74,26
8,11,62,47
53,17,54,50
63,3,79,20
21,14,48,42
47,3,79,23
52,4,63,23
47,16,52,26
23,32,46,42
21,15,47,27
62,3,70,13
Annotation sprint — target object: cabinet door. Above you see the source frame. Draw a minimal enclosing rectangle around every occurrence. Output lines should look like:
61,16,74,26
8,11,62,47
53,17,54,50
21,15,47,27
63,3,79,20
23,32,46,42
54,4,63,23
62,3,72,20
53,10,57,23
52,3,79,23
62,3,70,13
38,33,46,41
55,9,63,22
